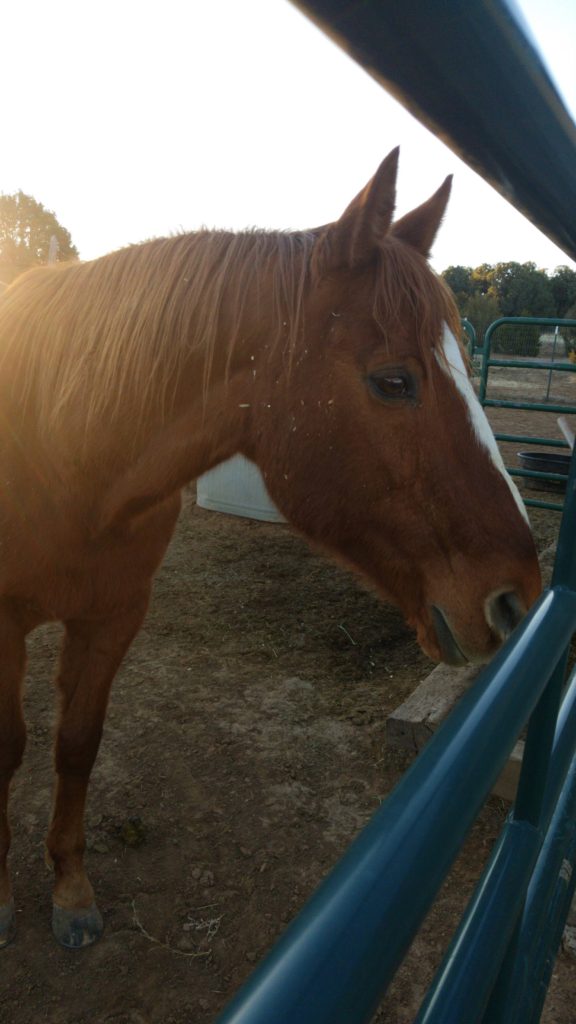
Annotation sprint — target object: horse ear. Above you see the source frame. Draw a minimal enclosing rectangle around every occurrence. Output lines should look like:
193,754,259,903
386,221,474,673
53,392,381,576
314,147,400,273
391,175,453,257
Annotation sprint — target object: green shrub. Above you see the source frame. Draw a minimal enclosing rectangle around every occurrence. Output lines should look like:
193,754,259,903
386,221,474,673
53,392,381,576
490,323,541,357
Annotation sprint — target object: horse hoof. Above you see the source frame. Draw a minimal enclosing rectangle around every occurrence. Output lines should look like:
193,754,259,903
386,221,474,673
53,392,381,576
0,900,16,948
52,902,103,949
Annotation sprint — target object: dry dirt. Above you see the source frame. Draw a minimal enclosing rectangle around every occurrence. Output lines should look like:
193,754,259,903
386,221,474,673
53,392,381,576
0,423,574,1023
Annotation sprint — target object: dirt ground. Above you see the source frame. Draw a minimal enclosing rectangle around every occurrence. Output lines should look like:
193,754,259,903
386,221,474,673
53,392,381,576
1,404,574,1023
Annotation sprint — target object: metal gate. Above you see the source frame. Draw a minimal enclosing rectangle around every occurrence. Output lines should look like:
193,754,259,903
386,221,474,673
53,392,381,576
479,317,576,511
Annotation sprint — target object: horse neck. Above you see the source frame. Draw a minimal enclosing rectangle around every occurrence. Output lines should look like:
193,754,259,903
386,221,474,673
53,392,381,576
95,238,310,527
0,232,310,524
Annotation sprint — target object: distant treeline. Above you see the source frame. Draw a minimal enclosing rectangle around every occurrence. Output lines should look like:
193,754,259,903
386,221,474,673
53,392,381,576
441,263,576,342
0,190,78,285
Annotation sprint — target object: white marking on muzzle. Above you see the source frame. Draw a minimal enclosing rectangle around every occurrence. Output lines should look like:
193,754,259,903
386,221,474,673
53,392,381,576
438,324,529,524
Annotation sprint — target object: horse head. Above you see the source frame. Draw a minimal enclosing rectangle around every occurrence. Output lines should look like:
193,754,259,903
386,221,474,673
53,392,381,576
250,149,541,664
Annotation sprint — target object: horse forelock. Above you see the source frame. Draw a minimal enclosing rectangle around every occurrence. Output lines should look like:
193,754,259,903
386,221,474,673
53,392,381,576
373,238,463,374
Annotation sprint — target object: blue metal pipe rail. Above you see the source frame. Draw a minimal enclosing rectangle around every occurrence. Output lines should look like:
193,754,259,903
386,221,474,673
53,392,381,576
213,1,576,1021
289,0,576,263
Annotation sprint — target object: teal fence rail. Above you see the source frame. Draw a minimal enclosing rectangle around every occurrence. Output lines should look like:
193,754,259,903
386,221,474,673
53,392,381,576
478,317,576,511
462,317,478,357
213,0,576,1020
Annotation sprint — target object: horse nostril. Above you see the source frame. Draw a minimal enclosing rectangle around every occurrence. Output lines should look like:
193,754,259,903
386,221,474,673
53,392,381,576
485,590,526,641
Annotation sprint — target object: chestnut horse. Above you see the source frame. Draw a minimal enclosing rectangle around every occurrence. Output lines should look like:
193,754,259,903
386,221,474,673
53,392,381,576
0,149,540,949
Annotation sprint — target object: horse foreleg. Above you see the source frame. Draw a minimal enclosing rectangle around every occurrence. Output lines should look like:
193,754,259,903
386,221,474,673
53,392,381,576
46,599,149,949
0,608,27,948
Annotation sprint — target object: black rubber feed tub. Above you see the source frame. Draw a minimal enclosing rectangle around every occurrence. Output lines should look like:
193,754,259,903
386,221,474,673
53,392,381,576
517,450,571,493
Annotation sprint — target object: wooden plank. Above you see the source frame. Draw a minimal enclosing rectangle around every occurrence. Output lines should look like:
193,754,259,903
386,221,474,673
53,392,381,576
386,663,524,802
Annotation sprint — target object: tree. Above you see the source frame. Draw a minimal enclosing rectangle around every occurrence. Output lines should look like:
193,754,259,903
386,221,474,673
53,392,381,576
549,266,576,319
0,191,78,283
461,292,501,346
439,259,576,354
471,264,495,297
486,262,555,318
441,265,474,304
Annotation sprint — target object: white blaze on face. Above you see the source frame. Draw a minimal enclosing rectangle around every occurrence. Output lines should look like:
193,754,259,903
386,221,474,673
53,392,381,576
438,324,529,524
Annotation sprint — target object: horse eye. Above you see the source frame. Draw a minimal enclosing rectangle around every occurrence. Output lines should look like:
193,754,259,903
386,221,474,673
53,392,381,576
367,372,415,403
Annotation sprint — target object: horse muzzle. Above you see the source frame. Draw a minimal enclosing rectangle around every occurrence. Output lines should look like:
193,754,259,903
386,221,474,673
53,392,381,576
430,589,528,666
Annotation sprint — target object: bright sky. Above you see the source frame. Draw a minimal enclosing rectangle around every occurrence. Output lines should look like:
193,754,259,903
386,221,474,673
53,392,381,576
2,0,575,273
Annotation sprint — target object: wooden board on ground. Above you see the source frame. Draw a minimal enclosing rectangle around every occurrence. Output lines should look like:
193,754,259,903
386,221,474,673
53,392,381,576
386,663,524,802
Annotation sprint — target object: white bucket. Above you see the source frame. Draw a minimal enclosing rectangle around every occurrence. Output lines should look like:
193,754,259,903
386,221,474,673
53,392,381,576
196,455,286,523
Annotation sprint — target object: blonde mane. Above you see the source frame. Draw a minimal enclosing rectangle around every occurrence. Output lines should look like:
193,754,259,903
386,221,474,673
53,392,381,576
0,227,460,455
0,230,315,452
